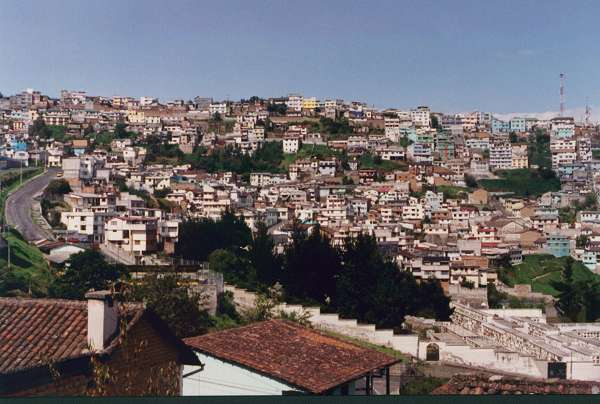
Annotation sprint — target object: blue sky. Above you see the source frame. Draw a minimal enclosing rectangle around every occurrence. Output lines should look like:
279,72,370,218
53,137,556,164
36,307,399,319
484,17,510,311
1,0,599,114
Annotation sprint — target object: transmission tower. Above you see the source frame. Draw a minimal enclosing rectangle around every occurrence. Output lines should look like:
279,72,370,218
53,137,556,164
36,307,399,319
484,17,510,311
559,73,565,117
585,98,592,127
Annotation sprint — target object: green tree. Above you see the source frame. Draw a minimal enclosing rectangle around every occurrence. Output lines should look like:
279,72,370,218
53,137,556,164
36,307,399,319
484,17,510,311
114,122,129,139
28,117,52,138
132,274,213,338
249,222,281,287
464,174,478,188
50,250,128,299
208,249,253,286
580,280,600,322
336,233,451,328
267,103,287,115
552,257,584,321
175,210,252,262
216,291,240,321
576,235,590,248
487,282,508,309
282,223,341,304
45,179,72,197
417,279,452,320
584,193,598,209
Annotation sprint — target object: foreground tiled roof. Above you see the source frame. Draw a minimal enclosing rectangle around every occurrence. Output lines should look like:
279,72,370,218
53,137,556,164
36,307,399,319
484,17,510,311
0,298,90,374
0,297,144,375
184,319,400,394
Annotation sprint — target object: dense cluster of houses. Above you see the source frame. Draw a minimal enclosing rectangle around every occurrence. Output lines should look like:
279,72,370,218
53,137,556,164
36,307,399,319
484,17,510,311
2,88,600,279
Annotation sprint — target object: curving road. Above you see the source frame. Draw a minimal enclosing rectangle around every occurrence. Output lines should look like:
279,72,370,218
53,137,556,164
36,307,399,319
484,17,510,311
5,168,58,241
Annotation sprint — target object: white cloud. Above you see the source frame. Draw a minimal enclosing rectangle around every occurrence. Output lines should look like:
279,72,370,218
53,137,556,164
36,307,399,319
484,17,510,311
493,106,599,124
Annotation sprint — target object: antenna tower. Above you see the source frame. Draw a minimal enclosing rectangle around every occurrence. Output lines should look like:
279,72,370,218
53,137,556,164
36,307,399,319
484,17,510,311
559,73,565,117
585,98,591,127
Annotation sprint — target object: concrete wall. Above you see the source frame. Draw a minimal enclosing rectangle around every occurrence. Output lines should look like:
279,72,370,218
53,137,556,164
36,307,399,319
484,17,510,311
571,362,600,381
418,340,548,379
224,285,420,357
497,283,555,303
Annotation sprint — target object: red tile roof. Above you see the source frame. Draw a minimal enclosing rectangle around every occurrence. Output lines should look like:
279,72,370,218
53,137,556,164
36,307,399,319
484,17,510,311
0,297,144,375
0,298,89,374
184,320,399,394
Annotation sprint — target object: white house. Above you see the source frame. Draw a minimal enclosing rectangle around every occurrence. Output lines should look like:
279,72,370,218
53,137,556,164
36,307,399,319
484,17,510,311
183,320,399,396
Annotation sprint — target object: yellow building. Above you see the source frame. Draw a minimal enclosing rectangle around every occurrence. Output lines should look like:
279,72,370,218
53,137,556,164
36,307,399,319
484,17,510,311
302,97,318,110
126,109,145,124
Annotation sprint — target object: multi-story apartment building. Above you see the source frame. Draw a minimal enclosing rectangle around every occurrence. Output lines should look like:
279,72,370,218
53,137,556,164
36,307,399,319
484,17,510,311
511,144,528,169
286,94,303,112
104,216,159,256
550,138,577,170
209,102,229,116
410,106,430,127
577,137,592,162
282,136,301,154
550,117,575,139
489,140,512,170
301,97,317,111
509,117,527,133
61,209,117,243
384,117,401,142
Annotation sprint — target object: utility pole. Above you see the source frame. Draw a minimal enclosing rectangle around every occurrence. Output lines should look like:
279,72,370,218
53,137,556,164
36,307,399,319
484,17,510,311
20,159,23,185
7,232,11,271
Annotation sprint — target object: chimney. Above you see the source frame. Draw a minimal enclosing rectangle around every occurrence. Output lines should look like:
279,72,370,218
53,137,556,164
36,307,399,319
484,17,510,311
85,290,119,351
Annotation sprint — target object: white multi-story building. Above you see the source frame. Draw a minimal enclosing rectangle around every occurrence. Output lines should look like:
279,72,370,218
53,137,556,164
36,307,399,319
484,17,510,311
577,137,593,162
139,96,158,106
384,117,401,142
61,210,117,243
411,106,430,127
550,138,577,170
282,136,300,154
286,94,303,112
550,118,575,139
104,216,159,256
489,140,512,170
209,102,229,116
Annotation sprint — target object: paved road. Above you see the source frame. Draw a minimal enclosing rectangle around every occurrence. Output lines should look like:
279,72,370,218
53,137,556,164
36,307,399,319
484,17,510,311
5,169,58,242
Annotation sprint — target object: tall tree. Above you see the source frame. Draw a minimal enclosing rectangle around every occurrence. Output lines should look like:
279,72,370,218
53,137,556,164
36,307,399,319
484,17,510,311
282,223,341,304
114,121,129,139
175,210,252,262
336,233,451,328
552,257,583,322
249,222,281,287
29,116,51,138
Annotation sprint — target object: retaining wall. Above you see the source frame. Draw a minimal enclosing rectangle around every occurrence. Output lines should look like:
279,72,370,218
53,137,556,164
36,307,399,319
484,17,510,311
224,284,419,357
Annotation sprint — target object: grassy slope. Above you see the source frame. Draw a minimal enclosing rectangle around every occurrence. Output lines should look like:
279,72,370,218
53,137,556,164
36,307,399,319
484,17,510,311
0,228,54,295
498,254,598,296
479,169,560,198
436,185,470,200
